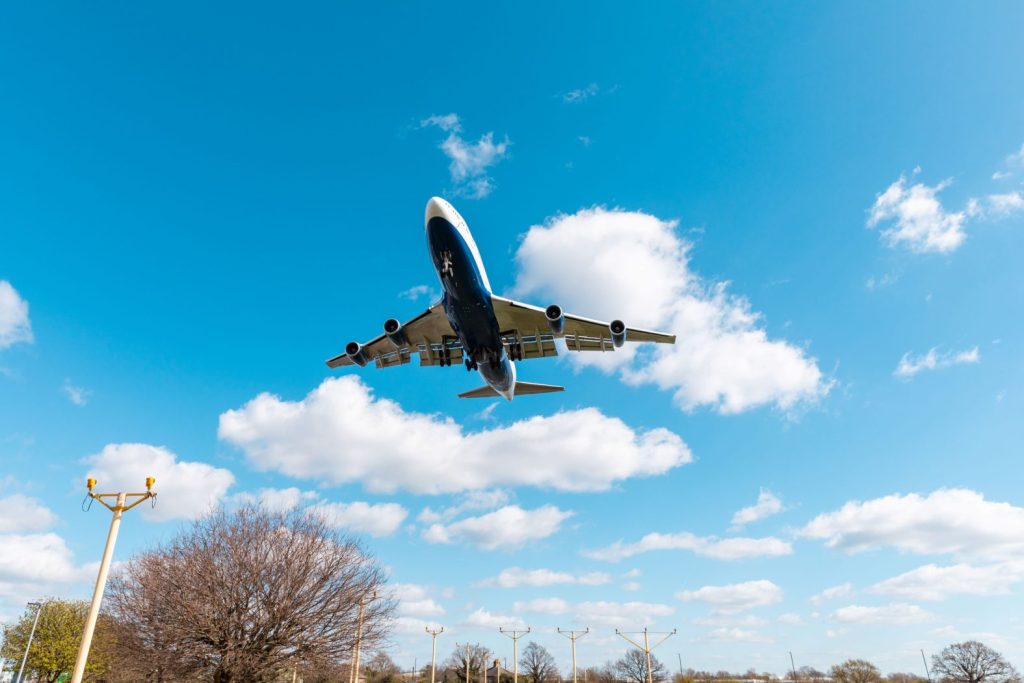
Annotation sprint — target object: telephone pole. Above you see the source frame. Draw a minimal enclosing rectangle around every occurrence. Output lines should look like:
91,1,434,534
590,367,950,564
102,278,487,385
921,650,932,683
71,477,156,683
426,626,445,683
350,590,377,683
17,601,43,683
789,652,798,682
500,627,530,683
615,628,676,683
558,628,589,683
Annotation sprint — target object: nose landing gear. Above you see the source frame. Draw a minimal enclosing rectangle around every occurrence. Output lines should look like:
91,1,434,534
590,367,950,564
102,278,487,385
465,357,478,371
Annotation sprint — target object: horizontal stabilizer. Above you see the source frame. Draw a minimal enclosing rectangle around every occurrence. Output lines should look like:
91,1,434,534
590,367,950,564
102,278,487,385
458,381,565,399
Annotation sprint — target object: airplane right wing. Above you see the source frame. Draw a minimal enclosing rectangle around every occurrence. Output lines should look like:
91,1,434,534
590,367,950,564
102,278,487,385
325,302,461,369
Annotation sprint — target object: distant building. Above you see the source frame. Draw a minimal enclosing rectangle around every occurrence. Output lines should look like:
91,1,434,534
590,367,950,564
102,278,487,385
485,658,512,683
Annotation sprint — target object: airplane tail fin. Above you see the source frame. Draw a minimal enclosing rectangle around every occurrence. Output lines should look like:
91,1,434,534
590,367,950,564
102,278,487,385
458,381,565,399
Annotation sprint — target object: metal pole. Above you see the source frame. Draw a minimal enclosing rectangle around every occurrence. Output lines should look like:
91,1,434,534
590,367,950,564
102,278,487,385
500,628,530,683
921,650,931,683
71,491,126,683
558,628,588,683
789,652,797,683
678,654,683,677
644,629,653,683
17,602,42,683
427,627,444,683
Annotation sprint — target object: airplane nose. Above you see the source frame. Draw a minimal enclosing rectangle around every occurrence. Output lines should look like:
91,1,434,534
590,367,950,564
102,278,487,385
425,196,450,224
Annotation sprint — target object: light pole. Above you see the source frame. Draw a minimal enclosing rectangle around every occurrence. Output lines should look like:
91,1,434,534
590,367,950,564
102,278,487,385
921,650,932,683
71,477,156,683
350,590,377,683
789,652,798,682
16,601,43,683
426,626,445,683
557,628,589,683
615,628,676,683
499,627,530,683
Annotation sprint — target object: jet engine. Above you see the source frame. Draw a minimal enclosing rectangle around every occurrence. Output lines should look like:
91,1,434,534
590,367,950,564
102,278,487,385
345,341,369,367
384,318,407,347
609,320,627,348
544,304,565,335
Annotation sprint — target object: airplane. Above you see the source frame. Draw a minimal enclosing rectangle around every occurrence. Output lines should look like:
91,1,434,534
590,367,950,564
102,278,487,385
326,197,676,400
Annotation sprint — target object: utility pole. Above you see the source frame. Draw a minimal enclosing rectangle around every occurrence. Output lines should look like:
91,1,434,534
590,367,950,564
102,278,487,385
427,626,445,683
71,477,156,683
921,650,932,683
350,590,377,683
557,628,589,683
500,627,530,683
17,601,43,683
456,642,471,683
615,628,676,683
789,652,798,682
678,654,683,677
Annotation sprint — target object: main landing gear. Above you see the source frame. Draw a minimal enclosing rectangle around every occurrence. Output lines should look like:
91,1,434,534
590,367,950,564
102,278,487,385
465,357,478,371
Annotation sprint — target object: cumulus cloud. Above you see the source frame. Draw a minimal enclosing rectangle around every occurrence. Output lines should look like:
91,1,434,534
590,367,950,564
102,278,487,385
0,281,33,349
0,495,58,533
982,192,1024,218
421,114,510,198
831,603,932,625
513,597,571,614
574,600,675,627
511,208,830,414
867,175,971,254
422,505,572,550
584,531,792,563
398,284,437,302
677,580,784,614
219,376,691,494
478,567,611,588
869,562,1024,601
419,490,511,524
84,443,235,522
730,489,784,529
61,379,90,406
810,582,854,605
307,501,408,538
894,347,980,378
701,627,772,643
258,487,318,512
799,488,1024,559
390,583,445,616
0,533,92,593
465,607,526,630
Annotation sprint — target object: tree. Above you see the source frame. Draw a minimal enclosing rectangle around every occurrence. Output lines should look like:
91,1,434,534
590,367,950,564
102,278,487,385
0,599,109,683
830,660,883,683
616,649,668,683
520,642,559,683
799,667,827,682
444,643,492,683
366,651,403,683
932,642,1021,683
105,505,393,683
887,674,927,683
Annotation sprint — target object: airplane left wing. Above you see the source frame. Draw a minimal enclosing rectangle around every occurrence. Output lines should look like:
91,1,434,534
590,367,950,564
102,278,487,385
326,302,460,369
490,295,675,356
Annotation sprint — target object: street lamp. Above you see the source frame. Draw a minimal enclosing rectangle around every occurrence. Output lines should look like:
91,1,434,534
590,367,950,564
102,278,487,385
16,601,43,683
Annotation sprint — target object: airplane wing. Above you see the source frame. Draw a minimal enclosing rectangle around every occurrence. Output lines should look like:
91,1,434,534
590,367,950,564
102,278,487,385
490,295,675,358
325,302,462,369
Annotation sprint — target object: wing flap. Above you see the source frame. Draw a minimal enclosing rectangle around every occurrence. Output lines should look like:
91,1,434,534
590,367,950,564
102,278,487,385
458,381,565,399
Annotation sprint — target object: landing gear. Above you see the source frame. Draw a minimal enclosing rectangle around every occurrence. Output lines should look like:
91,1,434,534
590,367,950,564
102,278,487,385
440,250,454,279
508,344,523,362
465,357,478,371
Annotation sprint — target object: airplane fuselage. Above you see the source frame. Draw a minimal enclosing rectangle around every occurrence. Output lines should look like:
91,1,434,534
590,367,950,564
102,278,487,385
424,197,517,399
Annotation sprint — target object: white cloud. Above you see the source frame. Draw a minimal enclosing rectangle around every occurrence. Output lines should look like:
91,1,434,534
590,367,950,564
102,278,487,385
390,583,445,616
219,376,691,494
869,562,1024,601
393,616,445,635
399,284,437,302
983,192,1024,218
563,84,599,103
0,495,57,533
465,607,526,630
623,581,641,591
423,505,572,550
677,580,784,614
0,533,93,601
0,281,33,349
584,531,792,563
702,627,772,643
777,613,803,625
810,582,854,605
258,487,318,512
575,600,675,627
867,175,970,254
831,603,932,625
513,597,571,615
307,501,408,538
511,208,830,414
1006,143,1024,168
421,114,510,199
479,567,611,588
692,614,767,627
84,443,235,522
419,490,511,524
799,488,1024,559
894,347,980,378
730,489,784,529
61,379,90,406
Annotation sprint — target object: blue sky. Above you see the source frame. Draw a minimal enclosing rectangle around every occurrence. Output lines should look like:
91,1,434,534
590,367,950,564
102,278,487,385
2,1,1023,676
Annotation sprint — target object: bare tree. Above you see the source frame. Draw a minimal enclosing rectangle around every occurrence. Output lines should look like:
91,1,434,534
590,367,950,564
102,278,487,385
444,643,492,683
105,505,393,683
366,651,403,683
520,642,559,683
616,649,668,683
887,674,927,683
932,642,1021,683
830,660,882,683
